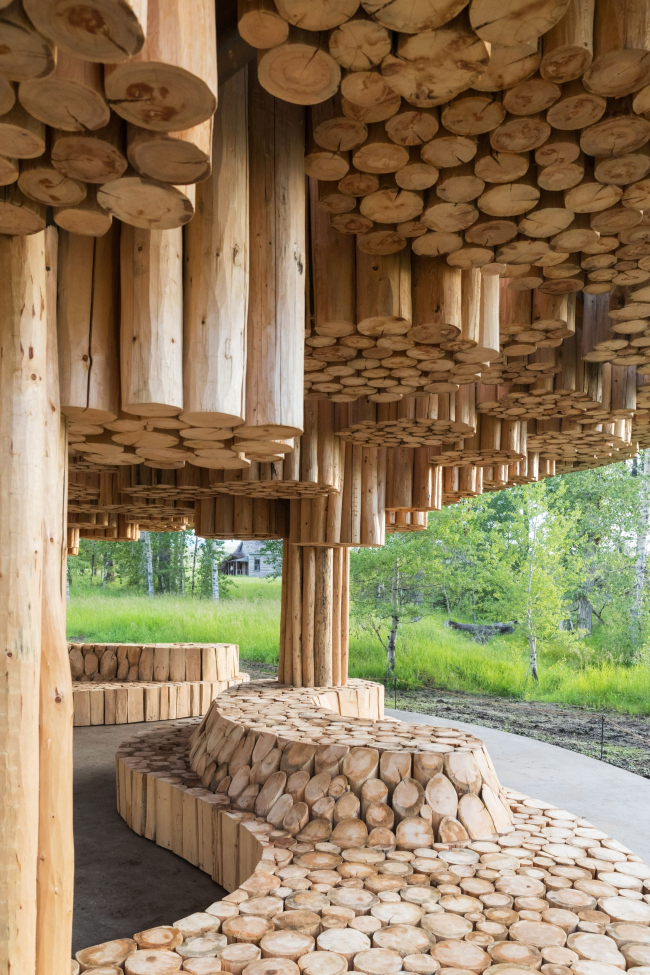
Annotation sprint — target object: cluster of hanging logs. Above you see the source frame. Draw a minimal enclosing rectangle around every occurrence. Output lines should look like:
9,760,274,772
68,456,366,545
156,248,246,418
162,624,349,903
2,0,650,525
74,680,650,973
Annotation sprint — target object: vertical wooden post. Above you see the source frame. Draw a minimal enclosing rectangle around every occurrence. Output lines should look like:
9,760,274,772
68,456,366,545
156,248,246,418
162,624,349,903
241,72,305,440
302,547,316,687
332,547,343,687
0,230,48,975
340,548,350,687
37,228,74,975
183,68,249,428
314,548,333,688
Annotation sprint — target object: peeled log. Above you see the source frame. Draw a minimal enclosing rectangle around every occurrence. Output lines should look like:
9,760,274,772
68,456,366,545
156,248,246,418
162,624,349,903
183,70,248,429
0,230,48,975
105,0,217,131
238,0,289,50
58,225,120,423
0,101,45,158
361,0,472,33
311,178,356,336
0,182,45,233
97,173,195,230
583,0,650,98
470,0,571,46
51,115,127,183
239,75,305,440
23,0,146,63
258,28,341,106
18,153,87,207
126,120,213,184
541,0,595,83
120,225,184,417
53,183,114,237
37,226,74,975
381,21,489,108
0,0,55,81
18,51,109,131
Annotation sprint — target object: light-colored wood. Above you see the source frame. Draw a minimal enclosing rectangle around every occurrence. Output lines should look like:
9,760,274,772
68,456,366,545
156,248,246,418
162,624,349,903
51,115,127,183
541,0,595,82
23,0,146,63
58,226,120,423
239,75,305,439
0,0,55,81
97,172,195,230
238,0,289,49
120,225,184,417
127,120,212,185
470,0,571,45
329,12,391,72
54,184,113,237
0,229,47,975
18,152,86,207
0,100,45,158
105,0,217,131
18,51,109,131
258,28,341,106
583,0,650,97
37,226,74,975
183,69,248,429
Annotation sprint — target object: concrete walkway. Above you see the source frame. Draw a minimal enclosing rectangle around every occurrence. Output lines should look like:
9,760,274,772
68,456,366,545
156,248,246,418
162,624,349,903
387,708,650,864
73,722,225,954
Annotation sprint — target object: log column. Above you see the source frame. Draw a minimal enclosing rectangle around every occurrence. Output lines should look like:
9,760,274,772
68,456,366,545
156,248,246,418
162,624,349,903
37,227,74,975
0,230,48,975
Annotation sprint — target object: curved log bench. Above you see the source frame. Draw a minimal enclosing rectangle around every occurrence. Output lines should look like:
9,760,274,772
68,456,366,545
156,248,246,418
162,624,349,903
70,642,249,726
75,680,650,973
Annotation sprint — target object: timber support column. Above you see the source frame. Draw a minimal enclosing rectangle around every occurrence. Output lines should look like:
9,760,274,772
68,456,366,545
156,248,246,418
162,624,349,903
279,539,350,688
0,231,48,975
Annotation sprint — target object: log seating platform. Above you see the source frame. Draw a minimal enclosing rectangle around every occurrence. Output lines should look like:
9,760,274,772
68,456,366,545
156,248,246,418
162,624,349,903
69,642,249,726
74,678,650,973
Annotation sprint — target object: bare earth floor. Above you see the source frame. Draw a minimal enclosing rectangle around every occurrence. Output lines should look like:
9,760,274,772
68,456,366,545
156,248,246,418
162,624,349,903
73,701,650,953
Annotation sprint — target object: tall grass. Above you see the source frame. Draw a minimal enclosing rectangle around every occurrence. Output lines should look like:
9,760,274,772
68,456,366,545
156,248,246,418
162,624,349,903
66,582,650,714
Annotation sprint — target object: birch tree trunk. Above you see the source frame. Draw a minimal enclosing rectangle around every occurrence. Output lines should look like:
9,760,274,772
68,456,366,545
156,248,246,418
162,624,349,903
142,531,154,597
386,566,400,674
525,535,539,683
211,542,220,602
630,452,650,650
179,534,185,596
191,537,198,596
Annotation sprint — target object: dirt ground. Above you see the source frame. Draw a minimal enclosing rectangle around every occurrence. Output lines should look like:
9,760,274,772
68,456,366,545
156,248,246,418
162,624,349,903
240,660,650,779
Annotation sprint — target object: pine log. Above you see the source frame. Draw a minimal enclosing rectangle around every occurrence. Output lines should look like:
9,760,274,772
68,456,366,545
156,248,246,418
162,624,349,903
341,68,392,109
0,229,47,975
473,42,541,92
18,51,109,131
441,92,505,136
238,0,289,50
37,226,74,975
0,77,14,115
412,254,462,343
58,226,120,423
23,0,146,63
53,183,113,236
183,70,248,429
583,0,650,98
541,0,595,83
239,77,305,439
0,0,55,81
0,101,45,157
120,225,184,417
127,120,212,184
97,172,195,229
329,11,391,71
18,152,87,206
380,17,489,107
258,28,341,106
105,0,217,131
470,0,571,45
312,96,367,153
51,115,127,182
0,153,18,185
311,177,356,336
0,182,44,233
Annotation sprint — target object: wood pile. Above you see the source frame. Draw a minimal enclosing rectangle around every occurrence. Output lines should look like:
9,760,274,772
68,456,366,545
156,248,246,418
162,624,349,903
68,642,241,684
75,681,650,975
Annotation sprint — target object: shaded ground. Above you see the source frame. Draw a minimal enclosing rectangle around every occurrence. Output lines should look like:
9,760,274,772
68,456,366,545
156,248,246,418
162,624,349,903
240,660,650,779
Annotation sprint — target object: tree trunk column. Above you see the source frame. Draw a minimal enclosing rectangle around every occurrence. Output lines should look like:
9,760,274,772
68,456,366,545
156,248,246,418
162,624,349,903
280,541,350,688
0,231,48,975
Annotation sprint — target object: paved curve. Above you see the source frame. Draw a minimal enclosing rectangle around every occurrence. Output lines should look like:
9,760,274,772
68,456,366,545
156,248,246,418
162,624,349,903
388,708,650,864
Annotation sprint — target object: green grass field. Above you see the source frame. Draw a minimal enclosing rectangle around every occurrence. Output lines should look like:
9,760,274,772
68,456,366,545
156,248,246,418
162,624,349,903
66,579,650,714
